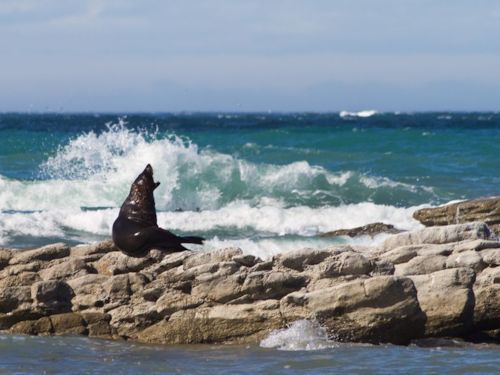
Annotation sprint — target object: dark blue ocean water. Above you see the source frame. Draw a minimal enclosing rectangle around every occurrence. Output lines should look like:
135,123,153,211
0,112,499,373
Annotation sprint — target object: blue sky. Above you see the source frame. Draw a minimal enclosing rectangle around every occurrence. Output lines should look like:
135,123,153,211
1,0,500,112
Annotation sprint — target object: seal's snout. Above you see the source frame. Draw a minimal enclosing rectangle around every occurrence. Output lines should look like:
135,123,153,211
145,164,153,175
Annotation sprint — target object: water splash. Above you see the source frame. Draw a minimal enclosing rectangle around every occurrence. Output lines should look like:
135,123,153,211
260,320,335,351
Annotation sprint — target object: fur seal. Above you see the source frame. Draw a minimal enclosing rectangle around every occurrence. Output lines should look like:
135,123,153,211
112,164,204,257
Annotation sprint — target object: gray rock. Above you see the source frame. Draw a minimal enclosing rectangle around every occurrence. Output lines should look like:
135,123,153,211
409,268,475,336
39,258,90,281
0,286,32,313
474,267,500,330
481,249,500,266
445,251,485,272
93,251,156,276
453,239,500,253
183,248,243,269
275,248,337,271
381,222,490,252
70,240,115,258
9,243,70,265
320,222,403,238
395,255,447,276
281,276,425,344
31,280,74,313
378,245,418,264
413,196,500,234
317,252,372,277
0,249,12,270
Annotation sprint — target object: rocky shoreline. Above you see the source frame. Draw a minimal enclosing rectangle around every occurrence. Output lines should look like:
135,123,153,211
1,200,499,346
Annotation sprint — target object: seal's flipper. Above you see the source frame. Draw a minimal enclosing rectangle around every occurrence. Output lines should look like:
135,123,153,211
179,236,205,245
129,226,191,254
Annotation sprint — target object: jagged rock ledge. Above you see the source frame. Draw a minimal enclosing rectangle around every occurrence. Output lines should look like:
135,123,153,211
413,196,500,235
1,222,499,345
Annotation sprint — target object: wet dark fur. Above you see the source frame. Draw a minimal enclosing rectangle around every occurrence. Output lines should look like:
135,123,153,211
112,164,204,257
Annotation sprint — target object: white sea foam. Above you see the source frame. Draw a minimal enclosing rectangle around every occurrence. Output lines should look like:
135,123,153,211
0,200,423,251
156,201,421,235
260,320,335,351
340,110,378,118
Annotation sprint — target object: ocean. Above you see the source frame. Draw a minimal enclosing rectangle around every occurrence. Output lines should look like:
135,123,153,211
0,112,499,373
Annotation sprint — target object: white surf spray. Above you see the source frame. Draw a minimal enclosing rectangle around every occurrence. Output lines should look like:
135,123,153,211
260,320,335,351
340,110,378,118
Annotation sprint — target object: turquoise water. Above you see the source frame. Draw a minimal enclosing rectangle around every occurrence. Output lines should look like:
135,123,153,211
0,334,499,374
0,112,499,372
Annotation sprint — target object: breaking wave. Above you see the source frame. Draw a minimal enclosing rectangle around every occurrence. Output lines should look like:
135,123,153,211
0,121,428,250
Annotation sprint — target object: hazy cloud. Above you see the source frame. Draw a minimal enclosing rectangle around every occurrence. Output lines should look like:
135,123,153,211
1,1,499,111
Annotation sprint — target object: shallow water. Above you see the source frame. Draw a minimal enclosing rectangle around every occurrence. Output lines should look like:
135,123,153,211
0,334,499,374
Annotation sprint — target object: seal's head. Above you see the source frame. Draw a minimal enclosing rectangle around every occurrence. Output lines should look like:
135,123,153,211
120,164,160,226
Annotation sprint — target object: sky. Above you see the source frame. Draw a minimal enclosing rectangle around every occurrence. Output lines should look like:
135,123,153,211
1,0,500,112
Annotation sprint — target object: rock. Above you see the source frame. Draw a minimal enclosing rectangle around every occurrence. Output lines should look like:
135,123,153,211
70,240,115,261
316,252,372,277
2,261,41,276
93,251,156,276
107,302,159,338
409,268,475,336
378,245,418,264
481,249,500,266
183,248,243,269
232,254,258,267
9,243,70,265
473,267,500,330
0,249,12,270
0,272,41,288
413,197,500,234
143,251,190,276
275,248,336,271
188,261,240,282
0,286,32,313
67,274,109,311
370,260,395,276
50,312,87,335
10,316,53,335
39,258,91,281
241,271,307,301
281,276,425,344
191,273,245,303
320,222,403,238
81,312,113,338
445,251,485,272
250,260,274,272
416,244,454,257
31,280,74,314
381,222,490,252
394,255,447,276
156,290,204,316
138,300,284,344
453,239,500,253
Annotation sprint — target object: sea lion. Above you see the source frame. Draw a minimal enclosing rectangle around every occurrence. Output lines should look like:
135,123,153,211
112,164,204,257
